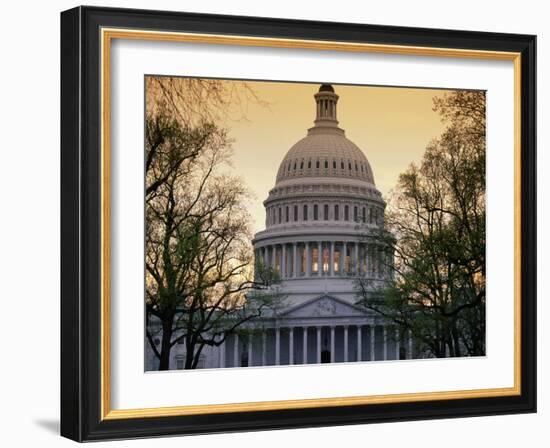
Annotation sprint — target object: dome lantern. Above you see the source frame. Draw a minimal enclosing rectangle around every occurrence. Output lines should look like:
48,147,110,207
314,84,339,128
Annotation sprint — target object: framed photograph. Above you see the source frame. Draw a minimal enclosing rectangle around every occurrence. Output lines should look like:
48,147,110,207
60,6,536,442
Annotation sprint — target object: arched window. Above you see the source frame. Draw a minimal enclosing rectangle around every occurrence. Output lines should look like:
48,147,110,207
324,160,328,169
344,205,349,221
300,161,304,169
334,204,340,221
348,162,352,171
303,204,308,221
362,207,366,223
324,204,329,220
294,205,298,221
354,206,358,222
285,206,289,222
308,160,311,169
278,207,282,224
341,160,345,169
369,207,373,223
333,160,337,169
313,204,319,220
293,162,297,170
316,160,320,169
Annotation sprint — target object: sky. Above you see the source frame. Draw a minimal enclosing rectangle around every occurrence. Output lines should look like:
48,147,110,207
210,80,451,233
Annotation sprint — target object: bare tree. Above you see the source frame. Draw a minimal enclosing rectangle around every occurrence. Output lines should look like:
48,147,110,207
145,77,282,370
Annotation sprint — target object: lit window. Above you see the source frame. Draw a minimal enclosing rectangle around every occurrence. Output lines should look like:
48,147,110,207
312,248,319,272
322,247,329,272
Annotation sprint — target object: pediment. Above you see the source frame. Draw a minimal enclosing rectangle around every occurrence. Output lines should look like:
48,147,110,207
281,295,368,318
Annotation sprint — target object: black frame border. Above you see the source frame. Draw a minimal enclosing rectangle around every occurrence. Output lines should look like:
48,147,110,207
60,6,536,442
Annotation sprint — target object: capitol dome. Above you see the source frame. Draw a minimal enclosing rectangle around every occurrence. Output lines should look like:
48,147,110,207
275,85,375,185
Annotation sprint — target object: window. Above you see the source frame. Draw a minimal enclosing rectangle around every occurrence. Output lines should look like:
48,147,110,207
354,206,358,222
278,207,282,224
293,162,297,170
308,160,311,168
369,207,373,223
301,247,307,274
316,160,320,169
303,205,308,221
322,247,329,273
175,356,184,370
294,205,298,221
333,160,337,169
313,204,318,220
349,162,352,170
344,205,349,221
300,161,304,169
341,161,345,169
324,160,328,169
312,248,319,273
324,204,329,220
334,204,339,220
362,207,366,223
285,206,289,222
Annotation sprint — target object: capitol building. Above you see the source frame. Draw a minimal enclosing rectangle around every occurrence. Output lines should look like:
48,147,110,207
148,84,416,371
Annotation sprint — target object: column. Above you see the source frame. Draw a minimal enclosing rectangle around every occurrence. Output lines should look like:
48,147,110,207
275,328,280,365
281,244,286,278
289,327,294,365
357,326,362,362
233,333,239,367
271,245,276,271
383,326,388,361
293,243,298,278
316,327,322,363
395,327,400,360
305,242,311,277
354,242,359,275
262,330,267,366
220,333,226,368
330,241,335,276
330,326,335,363
370,325,375,361
408,329,413,360
318,241,322,276
247,333,253,367
344,326,349,362
303,327,308,364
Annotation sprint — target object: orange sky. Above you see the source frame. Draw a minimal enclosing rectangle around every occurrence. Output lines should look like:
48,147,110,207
214,80,451,233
